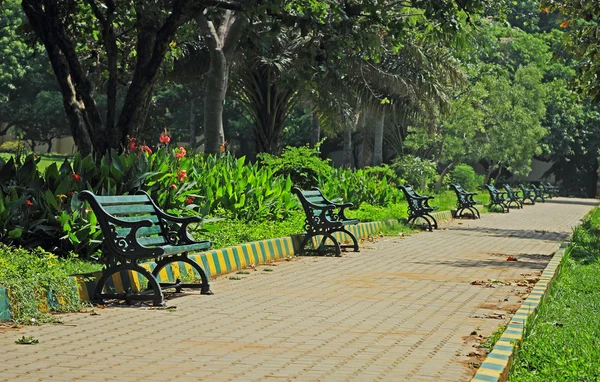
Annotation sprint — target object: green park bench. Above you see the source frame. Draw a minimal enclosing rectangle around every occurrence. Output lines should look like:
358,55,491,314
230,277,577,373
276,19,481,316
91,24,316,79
484,184,509,213
450,183,481,219
530,184,546,203
292,187,360,256
503,184,523,209
79,191,213,306
400,185,439,231
519,183,541,204
541,182,559,198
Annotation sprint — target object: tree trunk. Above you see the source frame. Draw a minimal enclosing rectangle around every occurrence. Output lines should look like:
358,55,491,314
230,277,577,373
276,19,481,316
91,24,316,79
344,109,361,169
46,139,53,154
22,0,207,156
373,111,385,166
484,162,495,184
189,99,196,148
203,50,228,153
198,11,247,154
311,112,320,148
435,162,455,193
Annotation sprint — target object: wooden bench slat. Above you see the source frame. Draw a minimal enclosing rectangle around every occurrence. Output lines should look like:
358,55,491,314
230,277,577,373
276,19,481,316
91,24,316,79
304,196,328,203
117,215,160,223
115,225,163,238
104,204,157,215
95,195,151,204
137,236,168,246
300,190,322,197
161,242,212,255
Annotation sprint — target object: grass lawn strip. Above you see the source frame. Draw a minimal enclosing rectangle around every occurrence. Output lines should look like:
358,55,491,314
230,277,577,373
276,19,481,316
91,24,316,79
508,207,600,381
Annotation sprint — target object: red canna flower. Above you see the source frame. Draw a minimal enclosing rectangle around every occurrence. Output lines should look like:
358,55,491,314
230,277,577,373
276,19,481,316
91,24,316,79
72,173,81,182
140,145,152,154
170,183,177,190
26,200,33,206
177,169,187,182
219,144,225,152
33,153,38,159
185,196,195,204
175,146,186,159
126,135,137,151
159,130,171,144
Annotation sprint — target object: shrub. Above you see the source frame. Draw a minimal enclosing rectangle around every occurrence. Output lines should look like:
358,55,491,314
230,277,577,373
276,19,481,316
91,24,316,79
0,141,29,154
363,165,403,186
449,164,484,191
391,155,438,190
318,167,404,207
258,145,332,189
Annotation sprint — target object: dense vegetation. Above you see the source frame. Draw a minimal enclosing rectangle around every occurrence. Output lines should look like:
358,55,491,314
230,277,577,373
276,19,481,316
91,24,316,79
509,207,600,380
1,1,599,195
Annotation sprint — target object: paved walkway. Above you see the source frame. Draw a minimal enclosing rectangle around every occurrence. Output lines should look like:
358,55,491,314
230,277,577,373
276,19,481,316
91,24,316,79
0,198,597,382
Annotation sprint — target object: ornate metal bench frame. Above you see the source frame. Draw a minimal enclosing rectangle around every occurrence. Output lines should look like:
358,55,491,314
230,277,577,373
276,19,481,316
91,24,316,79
400,185,439,231
450,183,481,219
292,187,360,257
79,191,212,306
484,184,509,213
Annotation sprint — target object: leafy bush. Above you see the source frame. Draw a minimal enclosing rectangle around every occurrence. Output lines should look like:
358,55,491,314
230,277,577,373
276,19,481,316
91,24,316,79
318,167,404,207
449,164,484,191
391,155,438,190
0,245,85,323
0,141,29,154
363,165,403,186
258,145,332,189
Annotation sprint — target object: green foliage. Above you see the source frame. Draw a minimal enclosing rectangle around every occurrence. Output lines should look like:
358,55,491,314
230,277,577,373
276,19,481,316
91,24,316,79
346,202,408,222
0,141,29,154
258,145,332,189
449,164,484,191
391,155,438,190
509,207,600,381
0,245,84,324
319,167,404,207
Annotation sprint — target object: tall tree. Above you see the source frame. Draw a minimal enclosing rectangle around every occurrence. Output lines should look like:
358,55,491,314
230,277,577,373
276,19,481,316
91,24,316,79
17,0,240,155
198,9,247,154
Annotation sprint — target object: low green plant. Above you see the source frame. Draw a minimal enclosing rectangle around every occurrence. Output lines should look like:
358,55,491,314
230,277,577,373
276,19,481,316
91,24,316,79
15,335,39,344
0,245,84,324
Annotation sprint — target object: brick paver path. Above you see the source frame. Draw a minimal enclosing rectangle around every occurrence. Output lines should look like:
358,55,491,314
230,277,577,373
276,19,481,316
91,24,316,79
0,198,596,382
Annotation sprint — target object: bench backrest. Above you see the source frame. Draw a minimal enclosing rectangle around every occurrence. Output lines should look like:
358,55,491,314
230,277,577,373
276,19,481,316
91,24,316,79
484,184,503,203
291,187,335,220
400,185,425,211
450,184,470,203
79,191,168,248
503,184,518,198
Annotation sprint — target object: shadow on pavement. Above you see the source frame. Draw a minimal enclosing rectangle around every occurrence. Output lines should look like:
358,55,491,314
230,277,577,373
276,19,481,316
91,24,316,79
545,198,599,207
449,226,569,241
412,256,549,270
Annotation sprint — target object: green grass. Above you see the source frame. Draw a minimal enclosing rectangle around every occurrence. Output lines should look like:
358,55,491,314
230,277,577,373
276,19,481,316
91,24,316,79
509,207,600,381
0,153,70,171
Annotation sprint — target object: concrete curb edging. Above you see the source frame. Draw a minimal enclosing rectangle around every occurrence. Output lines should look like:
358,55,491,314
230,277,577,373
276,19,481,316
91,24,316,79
471,243,568,382
0,210,455,320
